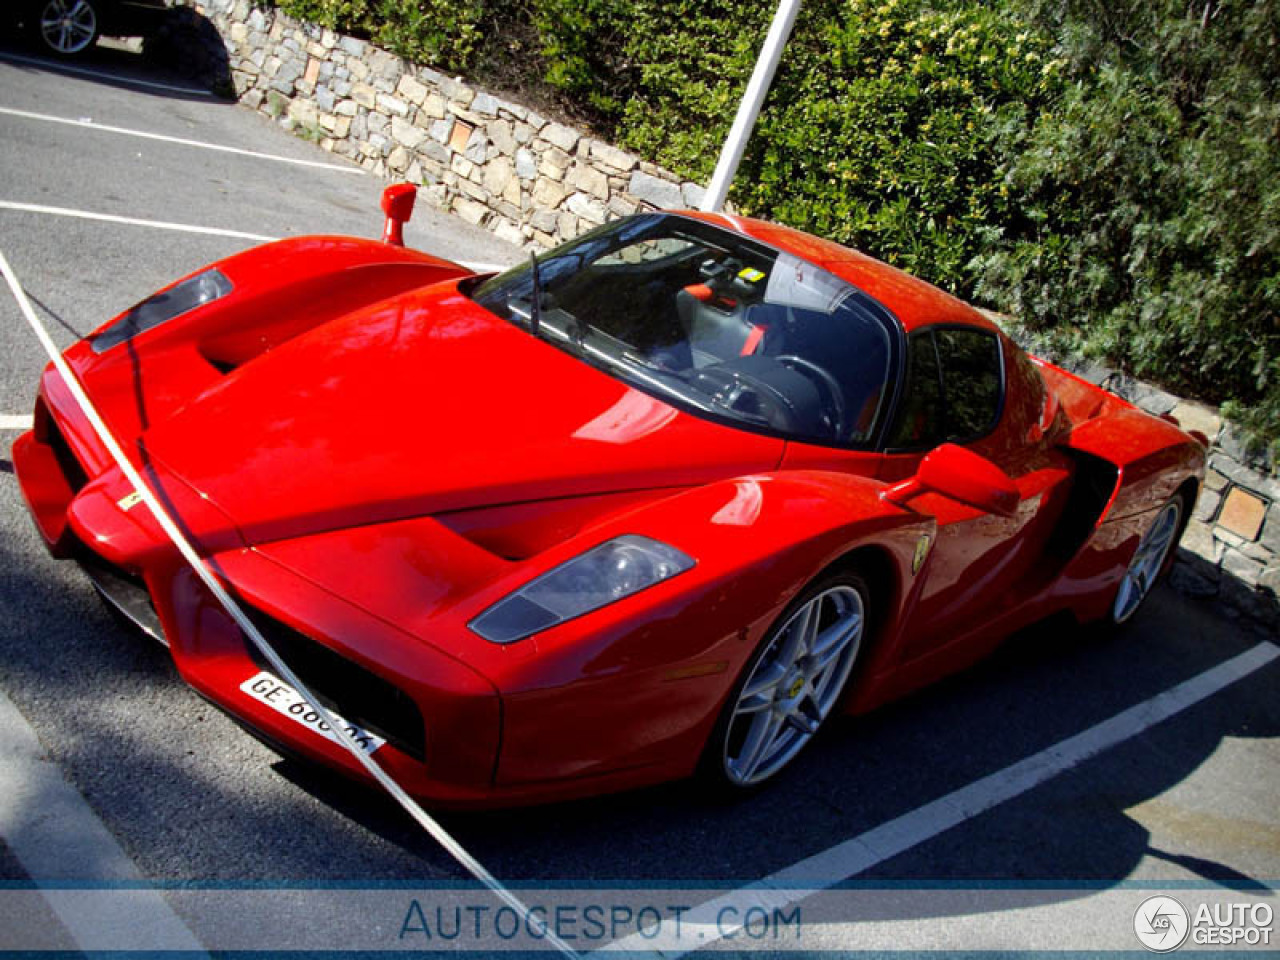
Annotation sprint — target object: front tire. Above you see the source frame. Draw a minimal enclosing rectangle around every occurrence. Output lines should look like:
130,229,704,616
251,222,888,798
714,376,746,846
31,0,101,57
706,571,868,790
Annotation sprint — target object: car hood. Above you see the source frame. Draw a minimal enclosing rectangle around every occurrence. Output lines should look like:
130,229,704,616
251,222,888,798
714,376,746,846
142,282,783,546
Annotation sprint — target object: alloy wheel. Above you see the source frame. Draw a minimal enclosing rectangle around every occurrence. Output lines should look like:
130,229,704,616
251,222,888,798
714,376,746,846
40,0,98,55
722,582,864,786
1112,498,1182,624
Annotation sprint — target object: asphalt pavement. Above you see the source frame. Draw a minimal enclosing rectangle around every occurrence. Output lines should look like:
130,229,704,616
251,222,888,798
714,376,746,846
0,39,1276,957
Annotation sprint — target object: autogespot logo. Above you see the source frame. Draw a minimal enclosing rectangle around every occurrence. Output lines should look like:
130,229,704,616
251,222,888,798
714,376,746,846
1134,895,1191,952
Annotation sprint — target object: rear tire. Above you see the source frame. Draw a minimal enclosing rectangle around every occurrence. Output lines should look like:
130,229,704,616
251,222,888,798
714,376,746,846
702,570,869,792
1109,496,1184,627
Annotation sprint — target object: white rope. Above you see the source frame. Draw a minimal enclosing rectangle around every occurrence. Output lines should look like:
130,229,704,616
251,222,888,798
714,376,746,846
0,250,581,959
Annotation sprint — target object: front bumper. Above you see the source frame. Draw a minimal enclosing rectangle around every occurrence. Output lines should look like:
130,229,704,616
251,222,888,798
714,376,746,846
11,389,511,806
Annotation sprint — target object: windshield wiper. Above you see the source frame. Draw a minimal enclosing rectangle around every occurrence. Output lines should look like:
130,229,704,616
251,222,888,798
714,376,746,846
621,350,664,371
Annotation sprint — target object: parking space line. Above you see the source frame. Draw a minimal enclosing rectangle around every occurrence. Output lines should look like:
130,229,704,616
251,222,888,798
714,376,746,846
0,687,209,955
597,640,1280,957
0,51,214,97
0,414,33,430
0,200,510,273
0,200,278,242
0,105,364,174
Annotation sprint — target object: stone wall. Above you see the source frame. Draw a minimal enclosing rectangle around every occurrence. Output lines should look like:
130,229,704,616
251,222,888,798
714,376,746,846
169,0,705,249
168,1,1278,628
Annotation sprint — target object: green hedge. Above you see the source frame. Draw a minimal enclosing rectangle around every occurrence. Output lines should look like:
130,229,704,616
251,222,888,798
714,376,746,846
972,0,1279,462
734,2,1062,291
276,0,486,66
271,0,1277,460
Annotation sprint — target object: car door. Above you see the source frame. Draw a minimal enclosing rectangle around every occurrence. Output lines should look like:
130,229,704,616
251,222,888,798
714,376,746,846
876,325,1075,661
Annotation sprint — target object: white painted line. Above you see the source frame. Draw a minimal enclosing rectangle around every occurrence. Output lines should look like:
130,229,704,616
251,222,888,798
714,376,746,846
0,201,509,272
0,687,209,954
0,201,278,243
0,51,214,97
597,640,1280,957
0,105,363,174
0,414,33,431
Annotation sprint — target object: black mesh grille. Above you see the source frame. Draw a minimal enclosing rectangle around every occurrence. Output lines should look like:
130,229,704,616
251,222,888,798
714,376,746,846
47,417,89,494
243,610,426,762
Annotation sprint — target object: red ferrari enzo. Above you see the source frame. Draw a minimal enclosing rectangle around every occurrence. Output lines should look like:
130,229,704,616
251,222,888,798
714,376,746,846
13,196,1205,806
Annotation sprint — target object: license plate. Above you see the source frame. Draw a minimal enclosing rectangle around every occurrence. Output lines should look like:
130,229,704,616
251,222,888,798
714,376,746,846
240,671,385,755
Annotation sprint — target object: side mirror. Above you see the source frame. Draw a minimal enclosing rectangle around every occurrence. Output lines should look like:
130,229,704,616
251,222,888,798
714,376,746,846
882,443,1020,518
381,183,417,247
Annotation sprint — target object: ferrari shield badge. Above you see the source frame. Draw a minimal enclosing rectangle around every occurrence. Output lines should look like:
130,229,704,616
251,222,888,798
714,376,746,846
116,491,144,512
912,534,932,575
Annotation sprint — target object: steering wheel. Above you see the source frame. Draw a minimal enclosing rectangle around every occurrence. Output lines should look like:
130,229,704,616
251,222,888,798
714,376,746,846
686,365,804,433
777,355,847,439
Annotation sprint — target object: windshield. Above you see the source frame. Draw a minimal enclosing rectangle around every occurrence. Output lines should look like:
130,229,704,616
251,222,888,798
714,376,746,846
470,214,898,446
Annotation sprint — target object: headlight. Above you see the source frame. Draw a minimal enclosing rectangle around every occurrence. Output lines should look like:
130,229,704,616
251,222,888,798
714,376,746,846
92,269,233,354
470,535,695,644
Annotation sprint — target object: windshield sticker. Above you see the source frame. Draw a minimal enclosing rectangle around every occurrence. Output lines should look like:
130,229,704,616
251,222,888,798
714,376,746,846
765,253,850,315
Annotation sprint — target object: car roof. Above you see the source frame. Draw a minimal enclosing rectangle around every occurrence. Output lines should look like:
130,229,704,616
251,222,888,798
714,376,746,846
676,210,1000,336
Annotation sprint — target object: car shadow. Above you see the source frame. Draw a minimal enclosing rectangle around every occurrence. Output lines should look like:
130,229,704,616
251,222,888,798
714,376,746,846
143,5,232,98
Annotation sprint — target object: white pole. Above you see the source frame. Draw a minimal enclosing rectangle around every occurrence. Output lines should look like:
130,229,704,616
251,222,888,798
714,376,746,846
699,0,803,212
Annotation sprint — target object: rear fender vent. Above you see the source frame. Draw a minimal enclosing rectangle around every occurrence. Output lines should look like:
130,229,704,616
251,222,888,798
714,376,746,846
1045,449,1121,563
